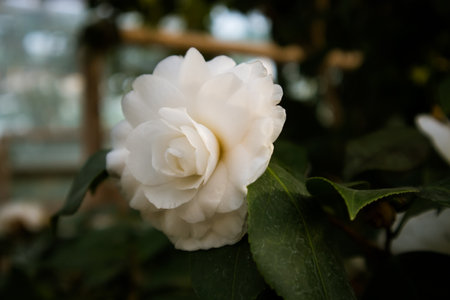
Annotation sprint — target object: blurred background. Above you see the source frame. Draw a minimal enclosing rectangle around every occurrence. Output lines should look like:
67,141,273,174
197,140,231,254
0,0,449,299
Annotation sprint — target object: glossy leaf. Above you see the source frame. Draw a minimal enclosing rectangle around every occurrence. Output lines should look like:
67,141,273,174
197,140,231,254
190,237,266,300
273,139,310,181
306,177,419,220
418,177,450,207
343,127,429,179
247,163,355,300
51,149,110,229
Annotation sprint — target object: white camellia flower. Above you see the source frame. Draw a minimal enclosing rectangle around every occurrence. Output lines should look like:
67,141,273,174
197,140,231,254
107,48,285,250
0,201,48,235
415,114,450,165
386,113,450,255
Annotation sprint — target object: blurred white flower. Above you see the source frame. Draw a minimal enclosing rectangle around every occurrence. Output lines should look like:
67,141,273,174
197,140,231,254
391,209,450,255
0,201,48,234
388,113,450,255
107,48,285,250
415,114,450,165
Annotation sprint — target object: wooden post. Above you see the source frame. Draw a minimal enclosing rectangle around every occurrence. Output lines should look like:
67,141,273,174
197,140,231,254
0,135,11,202
81,47,104,158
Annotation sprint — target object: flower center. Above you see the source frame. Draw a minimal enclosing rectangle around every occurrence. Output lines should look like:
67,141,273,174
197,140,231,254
164,136,197,176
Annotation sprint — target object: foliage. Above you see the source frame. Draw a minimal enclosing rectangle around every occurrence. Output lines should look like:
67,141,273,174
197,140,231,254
247,164,355,300
3,0,450,299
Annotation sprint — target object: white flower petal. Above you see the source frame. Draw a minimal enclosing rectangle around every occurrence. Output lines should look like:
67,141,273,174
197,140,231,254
215,176,246,213
195,162,228,216
123,75,185,126
153,55,183,84
177,199,206,223
192,73,251,150
272,84,283,104
269,106,287,142
128,186,159,213
232,60,267,82
179,48,210,96
225,117,280,187
212,209,246,240
126,121,175,185
416,114,450,165
121,91,154,128
206,55,236,75
191,122,220,181
161,210,190,237
158,107,192,129
143,184,197,209
181,125,209,175
106,148,129,176
111,120,132,149
226,143,273,189
172,175,203,190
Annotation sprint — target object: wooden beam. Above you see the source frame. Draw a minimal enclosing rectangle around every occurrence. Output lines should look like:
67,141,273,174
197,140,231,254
120,28,306,63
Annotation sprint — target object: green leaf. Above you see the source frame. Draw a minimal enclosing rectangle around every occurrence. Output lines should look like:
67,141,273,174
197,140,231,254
45,225,130,287
438,76,450,115
419,177,450,207
273,140,310,181
306,177,420,220
135,227,171,262
247,163,355,300
51,149,110,229
343,126,429,179
190,237,267,300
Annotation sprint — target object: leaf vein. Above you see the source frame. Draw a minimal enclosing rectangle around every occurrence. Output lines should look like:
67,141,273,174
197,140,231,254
267,167,330,300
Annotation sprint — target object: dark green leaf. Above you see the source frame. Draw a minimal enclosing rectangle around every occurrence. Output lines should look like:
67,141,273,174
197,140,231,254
273,139,310,181
190,237,266,300
343,127,429,179
136,227,171,261
438,76,450,115
306,177,419,220
51,149,110,229
45,225,130,287
247,163,355,300
418,177,450,207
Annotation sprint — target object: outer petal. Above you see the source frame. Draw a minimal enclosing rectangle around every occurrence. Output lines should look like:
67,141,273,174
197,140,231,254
106,148,129,176
211,209,247,240
177,162,228,223
111,120,132,149
153,55,183,84
225,117,278,187
191,73,251,150
107,119,133,176
215,179,246,213
179,48,210,96
231,60,268,82
143,184,196,209
122,75,185,127
206,55,236,76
